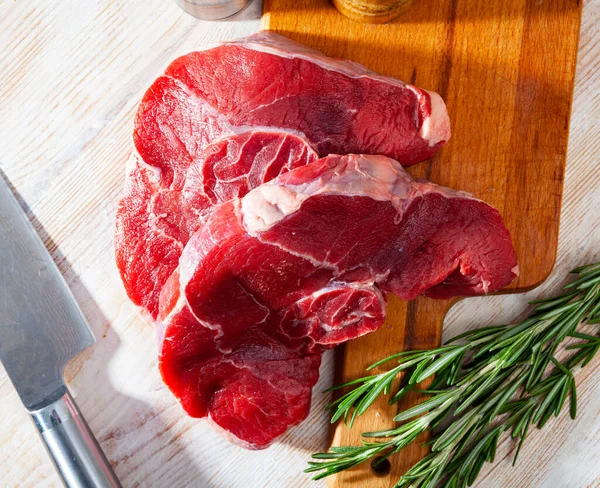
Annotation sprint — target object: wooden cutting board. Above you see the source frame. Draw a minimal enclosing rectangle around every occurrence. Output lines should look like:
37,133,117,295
262,0,582,486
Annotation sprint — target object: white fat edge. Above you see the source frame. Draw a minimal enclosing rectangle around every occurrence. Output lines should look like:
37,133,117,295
511,264,520,276
241,155,416,270
240,154,486,283
241,154,415,235
242,184,309,234
416,89,452,147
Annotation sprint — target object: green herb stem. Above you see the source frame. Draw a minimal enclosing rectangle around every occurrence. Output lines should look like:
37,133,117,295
307,262,600,487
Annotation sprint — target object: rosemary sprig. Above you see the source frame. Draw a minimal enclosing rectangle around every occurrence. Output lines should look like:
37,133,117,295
307,261,600,486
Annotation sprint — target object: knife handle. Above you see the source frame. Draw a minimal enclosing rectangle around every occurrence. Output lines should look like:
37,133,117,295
30,389,122,488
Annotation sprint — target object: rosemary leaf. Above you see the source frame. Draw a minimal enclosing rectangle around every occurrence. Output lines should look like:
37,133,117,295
308,260,600,486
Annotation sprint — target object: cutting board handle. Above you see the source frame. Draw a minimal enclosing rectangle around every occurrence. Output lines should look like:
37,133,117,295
30,389,122,488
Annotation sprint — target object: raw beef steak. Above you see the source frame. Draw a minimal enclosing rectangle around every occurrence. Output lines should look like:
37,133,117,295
158,303,322,449
158,154,517,448
137,31,450,168
115,129,318,320
117,31,451,320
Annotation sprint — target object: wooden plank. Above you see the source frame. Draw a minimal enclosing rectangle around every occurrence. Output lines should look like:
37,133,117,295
262,0,582,486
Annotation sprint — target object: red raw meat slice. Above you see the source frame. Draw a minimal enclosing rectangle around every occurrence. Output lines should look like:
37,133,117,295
159,303,321,449
115,130,318,319
248,155,518,298
148,31,450,167
158,154,517,448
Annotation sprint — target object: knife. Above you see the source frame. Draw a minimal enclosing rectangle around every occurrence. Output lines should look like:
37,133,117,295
0,177,121,488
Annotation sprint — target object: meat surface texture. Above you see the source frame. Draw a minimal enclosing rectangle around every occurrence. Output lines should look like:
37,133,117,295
116,30,451,320
115,129,318,320
158,154,518,448
137,31,450,169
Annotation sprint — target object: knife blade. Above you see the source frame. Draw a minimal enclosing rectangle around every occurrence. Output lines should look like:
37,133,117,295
0,175,121,488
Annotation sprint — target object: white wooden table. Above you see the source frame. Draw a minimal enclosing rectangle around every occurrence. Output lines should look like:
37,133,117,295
0,1,599,487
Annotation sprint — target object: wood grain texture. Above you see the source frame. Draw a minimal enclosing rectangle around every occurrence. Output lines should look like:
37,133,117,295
262,0,582,486
0,1,598,487
331,0,412,24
